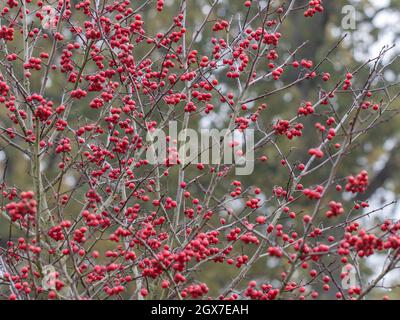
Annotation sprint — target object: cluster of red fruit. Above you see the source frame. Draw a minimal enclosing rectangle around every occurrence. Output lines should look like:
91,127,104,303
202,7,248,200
345,170,369,194
5,191,36,223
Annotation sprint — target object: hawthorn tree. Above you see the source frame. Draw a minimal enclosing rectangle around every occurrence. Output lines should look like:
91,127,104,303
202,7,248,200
0,0,399,300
